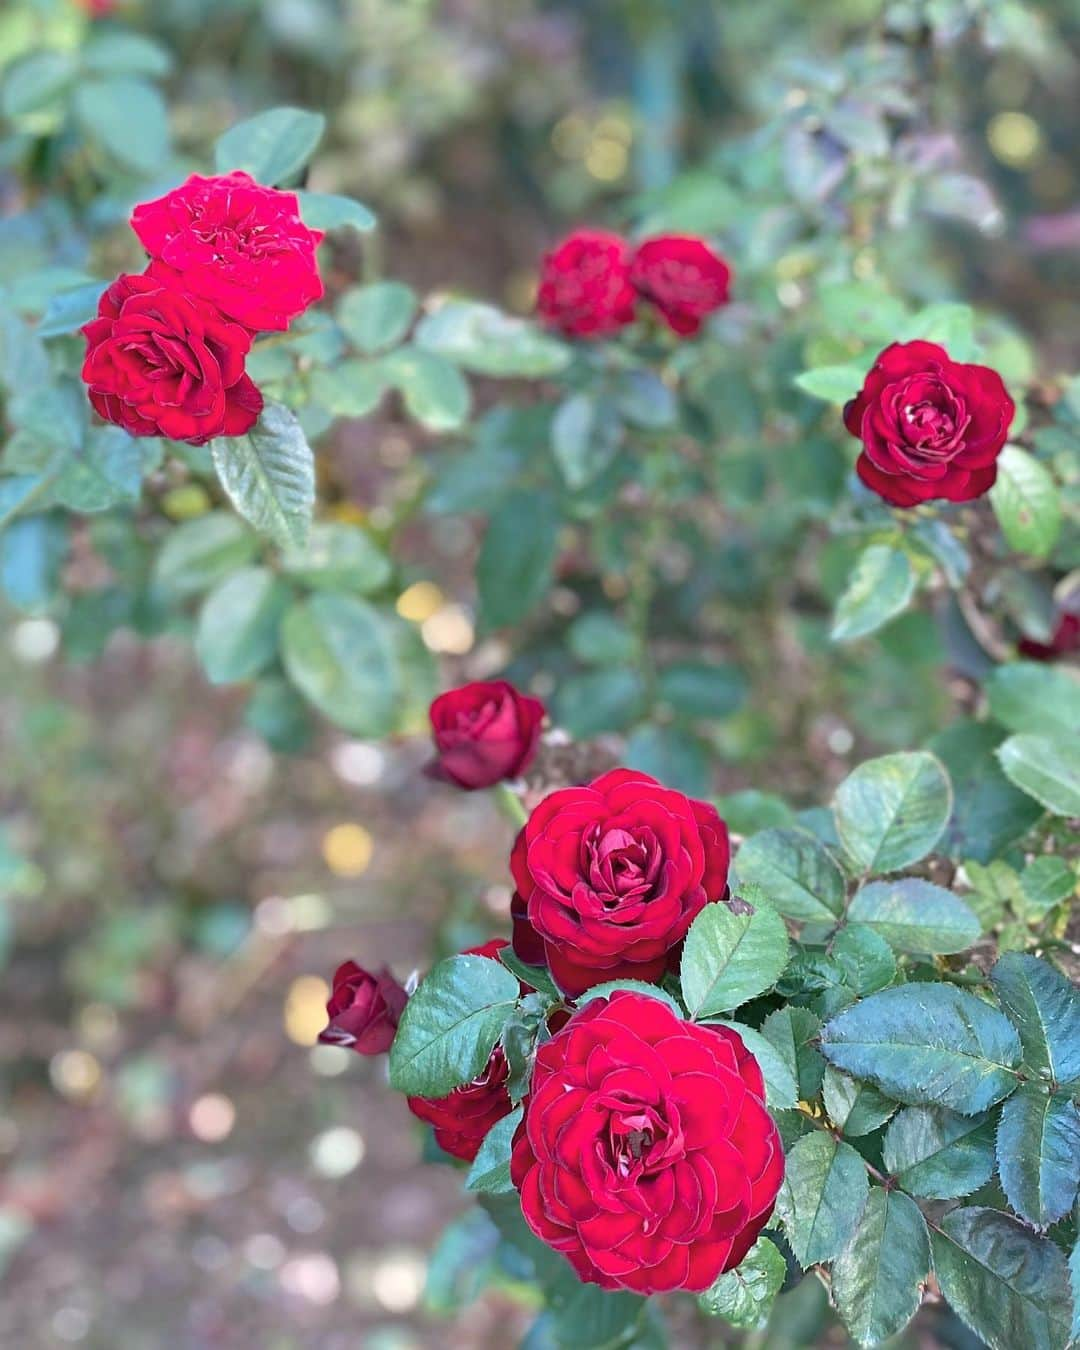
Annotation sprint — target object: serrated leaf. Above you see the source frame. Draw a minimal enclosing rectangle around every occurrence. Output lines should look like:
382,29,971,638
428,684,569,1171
822,1067,897,1137
832,1188,928,1347
735,828,845,923
295,190,375,234
776,1132,869,1268
697,1236,786,1327
153,512,258,597
997,1086,1080,1228
930,1207,1071,1350
280,593,398,736
280,521,391,594
195,566,288,685
389,954,520,1097
1019,856,1075,918
214,106,325,184
990,953,1080,1086
820,983,1021,1114
833,751,952,874
707,1022,799,1110
990,446,1062,559
830,924,896,995
680,894,790,1017
415,300,571,377
831,544,915,642
986,663,1080,739
997,733,1080,817
212,403,315,549
465,1108,522,1195
883,1105,996,1199
761,1006,825,1100
847,878,979,954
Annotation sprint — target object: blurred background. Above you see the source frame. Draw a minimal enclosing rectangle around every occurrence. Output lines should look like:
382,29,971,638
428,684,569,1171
2,1,1078,1346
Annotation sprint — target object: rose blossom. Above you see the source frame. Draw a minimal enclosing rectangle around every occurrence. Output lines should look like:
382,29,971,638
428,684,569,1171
427,680,545,790
629,236,732,336
843,340,1015,507
319,962,408,1055
1018,610,1080,662
130,171,324,333
536,229,637,339
81,271,262,444
510,768,731,995
510,991,784,1293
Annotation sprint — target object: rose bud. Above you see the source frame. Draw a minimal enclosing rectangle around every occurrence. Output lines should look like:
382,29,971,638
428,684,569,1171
511,767,731,996
537,229,637,339
629,235,732,336
844,341,1015,507
130,172,324,333
510,991,784,1293
318,962,408,1055
427,680,545,791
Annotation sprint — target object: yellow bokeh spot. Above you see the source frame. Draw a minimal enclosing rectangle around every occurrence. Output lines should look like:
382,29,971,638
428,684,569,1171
284,975,331,1046
987,111,1043,168
421,605,474,655
396,581,444,623
585,138,628,183
551,113,588,160
50,1049,102,1101
322,823,374,877
327,502,369,527
161,485,211,521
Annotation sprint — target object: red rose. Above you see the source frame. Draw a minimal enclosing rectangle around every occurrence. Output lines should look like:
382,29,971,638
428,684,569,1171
511,768,731,996
319,961,407,1055
510,991,784,1293
844,340,1015,507
629,236,731,336
130,172,324,333
1018,611,1080,661
81,272,262,444
78,0,117,14
406,941,515,1161
428,680,545,790
537,230,637,339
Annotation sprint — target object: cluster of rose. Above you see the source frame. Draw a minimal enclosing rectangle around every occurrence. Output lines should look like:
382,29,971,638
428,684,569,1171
81,171,324,445
317,230,1034,1297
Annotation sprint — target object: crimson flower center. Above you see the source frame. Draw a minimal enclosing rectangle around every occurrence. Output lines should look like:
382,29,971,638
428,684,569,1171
600,1095,683,1178
583,825,661,909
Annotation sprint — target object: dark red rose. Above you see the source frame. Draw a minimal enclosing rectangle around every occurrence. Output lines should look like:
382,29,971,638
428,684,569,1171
629,236,731,336
1018,612,1080,661
78,0,117,14
843,340,1015,507
81,272,262,444
510,880,547,966
510,991,783,1293
130,172,324,333
537,230,637,339
406,941,515,1161
511,768,731,996
318,961,407,1055
428,680,545,790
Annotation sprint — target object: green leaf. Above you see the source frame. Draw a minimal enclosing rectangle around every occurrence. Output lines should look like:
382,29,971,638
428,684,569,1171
244,676,313,753
566,612,637,666
930,1207,1071,1350
1070,1237,1080,1347
821,984,1021,1114
990,953,1080,1086
153,512,258,597
0,514,65,613
384,346,471,431
997,1086,1080,1228
73,77,169,176
2,50,77,118
553,669,647,739
82,32,172,78
577,980,684,1018
624,724,709,797
930,719,1043,864
847,878,979,954
477,490,561,630
389,954,520,1097
281,521,391,594
295,190,375,234
551,393,622,490
707,1021,799,1110
212,403,315,549
1019,856,1076,918
735,827,845,923
832,1188,928,1348
194,566,288,685
308,360,387,418
990,446,1062,559
776,1131,869,1268
337,282,417,354
542,1284,646,1350
899,301,977,356
761,1006,826,1099
833,751,952,874
697,1236,786,1328
214,106,325,184
465,1108,522,1195
415,300,571,377
883,1105,996,1199
822,1067,896,1137
36,281,105,338
794,364,865,403
831,544,915,642
498,950,559,1001
655,661,747,721
997,733,1080,816
830,925,896,995
280,594,398,737
49,425,157,514
987,663,1080,739
680,893,790,1017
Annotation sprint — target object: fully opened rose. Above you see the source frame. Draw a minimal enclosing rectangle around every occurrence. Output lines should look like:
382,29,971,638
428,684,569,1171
844,340,1015,507
629,236,732,336
537,229,637,339
510,991,784,1294
511,768,731,995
